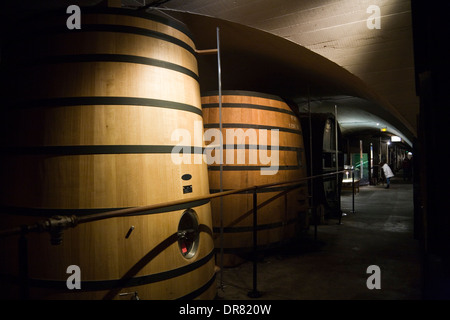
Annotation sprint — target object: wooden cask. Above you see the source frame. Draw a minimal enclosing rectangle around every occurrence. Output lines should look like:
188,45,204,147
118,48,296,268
201,91,309,266
0,7,216,300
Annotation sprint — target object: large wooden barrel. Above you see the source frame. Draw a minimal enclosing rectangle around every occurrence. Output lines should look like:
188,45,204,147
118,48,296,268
299,113,344,219
0,7,216,300
201,90,309,266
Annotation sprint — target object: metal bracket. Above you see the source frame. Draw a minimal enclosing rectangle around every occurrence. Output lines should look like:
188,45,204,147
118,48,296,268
37,215,79,245
177,228,197,240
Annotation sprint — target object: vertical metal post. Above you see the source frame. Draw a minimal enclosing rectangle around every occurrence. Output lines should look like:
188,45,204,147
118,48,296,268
360,139,364,180
352,168,355,214
386,140,389,164
335,105,342,225
216,27,224,289
335,105,339,175
248,188,261,298
379,136,382,163
308,89,316,240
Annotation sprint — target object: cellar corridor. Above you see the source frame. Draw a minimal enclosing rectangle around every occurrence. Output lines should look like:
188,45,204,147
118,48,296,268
215,176,423,300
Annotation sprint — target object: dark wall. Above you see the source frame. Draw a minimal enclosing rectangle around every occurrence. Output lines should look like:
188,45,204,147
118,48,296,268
411,0,450,299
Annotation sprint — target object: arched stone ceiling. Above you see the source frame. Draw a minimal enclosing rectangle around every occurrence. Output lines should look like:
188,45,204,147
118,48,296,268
151,7,416,145
154,0,418,146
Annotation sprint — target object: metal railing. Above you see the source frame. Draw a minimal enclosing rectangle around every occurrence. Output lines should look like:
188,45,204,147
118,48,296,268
0,169,356,299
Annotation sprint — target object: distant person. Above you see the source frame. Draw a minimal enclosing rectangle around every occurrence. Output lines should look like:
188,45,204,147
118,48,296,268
381,162,394,189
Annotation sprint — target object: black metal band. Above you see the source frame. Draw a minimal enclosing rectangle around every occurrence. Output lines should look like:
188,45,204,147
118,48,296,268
67,24,196,56
78,7,195,42
4,145,302,156
1,250,215,295
202,102,295,116
205,144,303,151
12,96,202,116
3,145,205,156
0,199,211,218
176,273,216,300
208,165,300,171
201,90,286,102
203,123,302,135
22,54,198,81
8,7,194,47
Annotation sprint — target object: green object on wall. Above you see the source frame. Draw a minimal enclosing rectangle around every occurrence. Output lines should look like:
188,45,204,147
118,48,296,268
352,153,369,182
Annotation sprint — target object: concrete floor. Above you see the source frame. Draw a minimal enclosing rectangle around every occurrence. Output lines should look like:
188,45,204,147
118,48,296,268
214,176,423,300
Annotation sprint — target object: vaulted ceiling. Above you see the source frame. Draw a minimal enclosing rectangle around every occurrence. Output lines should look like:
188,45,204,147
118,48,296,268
1,0,419,146
155,0,418,146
